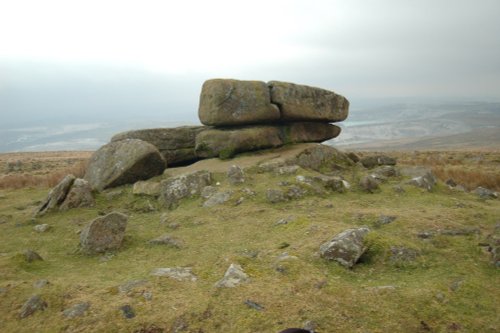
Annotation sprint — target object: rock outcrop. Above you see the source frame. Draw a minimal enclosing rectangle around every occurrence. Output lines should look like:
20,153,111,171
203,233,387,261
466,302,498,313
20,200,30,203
85,139,166,191
59,178,95,211
84,79,348,190
35,174,76,216
159,170,213,209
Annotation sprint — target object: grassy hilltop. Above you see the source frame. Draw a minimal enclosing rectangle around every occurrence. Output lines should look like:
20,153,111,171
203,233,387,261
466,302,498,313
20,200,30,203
0,146,499,333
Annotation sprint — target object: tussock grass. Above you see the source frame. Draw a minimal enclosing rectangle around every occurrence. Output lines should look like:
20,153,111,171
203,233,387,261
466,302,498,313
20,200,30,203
0,160,499,333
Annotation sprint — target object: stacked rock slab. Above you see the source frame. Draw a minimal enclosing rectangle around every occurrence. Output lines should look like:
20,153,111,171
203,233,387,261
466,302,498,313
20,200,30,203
196,79,348,158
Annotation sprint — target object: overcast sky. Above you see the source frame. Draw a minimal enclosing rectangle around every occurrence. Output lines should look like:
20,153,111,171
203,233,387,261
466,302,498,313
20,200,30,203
1,0,500,127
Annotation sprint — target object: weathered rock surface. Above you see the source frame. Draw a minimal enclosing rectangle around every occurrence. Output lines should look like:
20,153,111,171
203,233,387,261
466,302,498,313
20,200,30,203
359,175,380,193
24,249,43,262
360,155,397,169
408,172,437,191
33,224,51,233
268,80,349,122
292,144,353,173
19,295,47,318
195,123,340,159
79,212,128,254
266,189,287,203
319,227,370,268
159,170,212,209
63,302,90,318
203,191,233,207
199,79,280,126
85,139,166,191
474,186,498,199
151,267,197,281
60,178,95,211
227,165,245,184
148,234,183,248
111,126,206,165
35,174,75,216
133,180,161,197
215,263,249,288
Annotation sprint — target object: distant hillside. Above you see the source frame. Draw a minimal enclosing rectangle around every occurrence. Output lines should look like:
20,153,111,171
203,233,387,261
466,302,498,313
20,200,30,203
330,102,500,151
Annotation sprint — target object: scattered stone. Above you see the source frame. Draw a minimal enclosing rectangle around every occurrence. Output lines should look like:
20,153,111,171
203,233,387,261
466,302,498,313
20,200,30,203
293,144,354,173
474,187,498,199
79,212,128,254
359,175,380,193
417,231,436,239
215,264,249,288
148,234,183,248
275,216,296,226
258,158,286,173
372,165,398,178
85,139,166,191
203,191,233,208
199,79,280,126
285,185,307,200
33,224,51,233
227,165,245,184
24,249,43,262
446,179,457,187
278,242,290,249
111,126,206,166
244,299,264,311
393,185,406,194
59,178,95,210
19,295,47,318
33,279,49,288
63,302,90,318
377,215,397,226
303,320,318,332
266,189,286,203
159,170,212,209
133,180,161,197
268,80,349,122
440,227,480,236
389,246,420,263
360,155,397,169
317,176,346,193
276,165,300,175
450,279,464,292
120,304,135,319
151,267,197,281
35,174,76,216
276,252,298,261
319,227,370,268
235,197,245,206
346,152,360,163
201,186,218,199
408,171,437,191
119,280,148,294
435,292,446,303
105,189,123,200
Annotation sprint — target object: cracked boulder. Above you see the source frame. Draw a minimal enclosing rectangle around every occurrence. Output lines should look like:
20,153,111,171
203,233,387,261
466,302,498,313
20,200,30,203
319,227,370,268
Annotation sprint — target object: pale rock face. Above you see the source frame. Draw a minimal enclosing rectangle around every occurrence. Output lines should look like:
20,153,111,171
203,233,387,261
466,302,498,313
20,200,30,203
35,174,75,216
79,212,128,254
85,139,165,191
151,267,197,281
319,227,370,268
215,263,249,288
60,178,95,210
159,170,212,209
199,79,281,126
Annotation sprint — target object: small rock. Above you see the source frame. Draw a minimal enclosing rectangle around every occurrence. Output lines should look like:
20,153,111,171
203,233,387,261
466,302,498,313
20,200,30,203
377,215,397,226
244,299,264,311
474,186,498,199
79,212,128,254
417,231,436,239
276,165,300,175
120,304,135,319
241,188,256,196
35,174,76,216
33,279,49,288
278,242,290,249
408,171,437,191
215,264,249,288
435,292,446,303
167,223,180,230
360,155,396,168
319,227,370,268
159,213,169,224
201,186,217,199
19,295,47,318
285,185,307,200
227,165,245,184
277,252,298,261
234,197,245,206
445,179,457,187
159,170,213,209
373,165,398,177
266,189,286,203
393,185,406,193
59,178,95,210
359,175,379,193
450,279,464,292
24,249,43,262
63,302,90,318
33,224,51,233
142,291,153,301
132,180,161,197
275,216,296,226
151,267,197,282
389,246,419,262
119,280,148,294
203,191,232,208
148,234,183,248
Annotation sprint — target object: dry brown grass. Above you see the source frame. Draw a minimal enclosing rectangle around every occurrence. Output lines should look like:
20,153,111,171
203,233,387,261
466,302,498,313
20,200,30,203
431,166,500,191
0,160,87,189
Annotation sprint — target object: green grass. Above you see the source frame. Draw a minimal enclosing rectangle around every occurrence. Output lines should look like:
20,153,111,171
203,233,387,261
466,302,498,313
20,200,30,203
0,164,499,333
